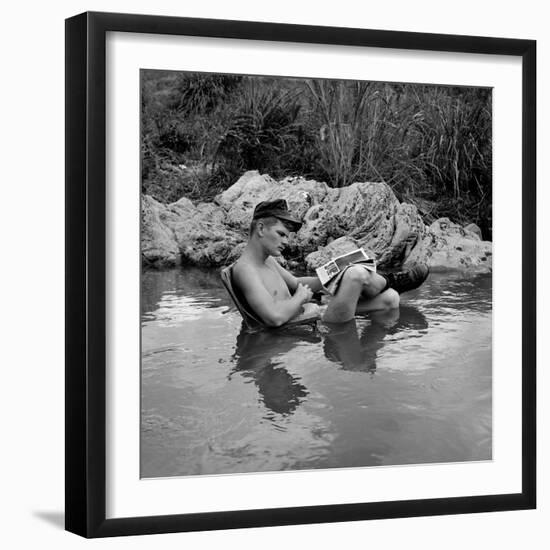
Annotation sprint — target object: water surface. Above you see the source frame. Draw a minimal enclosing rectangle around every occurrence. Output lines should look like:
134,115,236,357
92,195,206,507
141,267,492,477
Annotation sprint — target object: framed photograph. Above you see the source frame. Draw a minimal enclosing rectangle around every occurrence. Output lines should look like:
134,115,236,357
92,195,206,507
65,11,536,538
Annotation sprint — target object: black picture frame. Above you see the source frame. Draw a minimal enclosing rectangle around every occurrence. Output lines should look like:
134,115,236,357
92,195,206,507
65,11,536,538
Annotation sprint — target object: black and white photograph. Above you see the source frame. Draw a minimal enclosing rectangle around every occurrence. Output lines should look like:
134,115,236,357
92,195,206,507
140,70,493,478
2,1,539,545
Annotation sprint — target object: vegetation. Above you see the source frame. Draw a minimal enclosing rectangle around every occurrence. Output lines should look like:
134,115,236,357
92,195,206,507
141,70,492,238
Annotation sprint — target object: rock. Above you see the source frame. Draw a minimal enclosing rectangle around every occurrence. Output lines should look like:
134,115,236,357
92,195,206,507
141,194,245,268
170,201,245,267
294,183,384,259
216,170,330,232
369,201,425,267
141,195,180,267
322,183,398,253
297,182,427,268
141,171,492,273
404,217,492,272
464,223,483,240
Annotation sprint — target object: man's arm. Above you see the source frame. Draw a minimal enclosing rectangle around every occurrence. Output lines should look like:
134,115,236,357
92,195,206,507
233,263,312,327
267,257,324,293
296,276,324,293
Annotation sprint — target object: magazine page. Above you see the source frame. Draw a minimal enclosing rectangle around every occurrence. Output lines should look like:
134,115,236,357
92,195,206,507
315,248,376,287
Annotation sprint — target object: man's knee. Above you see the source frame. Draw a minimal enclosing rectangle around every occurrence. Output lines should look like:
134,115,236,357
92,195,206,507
381,288,400,309
342,265,370,286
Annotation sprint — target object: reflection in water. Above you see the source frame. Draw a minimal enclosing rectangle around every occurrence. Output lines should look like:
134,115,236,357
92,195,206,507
231,325,321,416
229,306,428,416
323,306,429,373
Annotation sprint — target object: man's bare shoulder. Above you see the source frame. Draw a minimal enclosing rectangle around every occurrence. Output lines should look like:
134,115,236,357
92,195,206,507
265,255,282,270
232,258,262,286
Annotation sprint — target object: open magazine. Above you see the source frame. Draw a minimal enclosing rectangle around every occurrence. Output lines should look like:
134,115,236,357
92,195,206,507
315,248,377,289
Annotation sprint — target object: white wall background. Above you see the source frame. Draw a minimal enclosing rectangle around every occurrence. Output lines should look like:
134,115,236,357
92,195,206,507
0,1,546,548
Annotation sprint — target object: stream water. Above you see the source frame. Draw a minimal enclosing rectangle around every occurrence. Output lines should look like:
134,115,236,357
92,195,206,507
141,267,492,478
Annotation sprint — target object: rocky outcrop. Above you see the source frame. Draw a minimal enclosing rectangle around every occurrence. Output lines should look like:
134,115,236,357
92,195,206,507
169,199,244,266
296,182,402,259
141,195,180,268
215,173,331,232
403,218,492,272
141,170,492,273
141,195,245,268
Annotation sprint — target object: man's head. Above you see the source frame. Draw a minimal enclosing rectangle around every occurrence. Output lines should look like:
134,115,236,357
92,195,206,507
248,199,302,257
249,199,302,236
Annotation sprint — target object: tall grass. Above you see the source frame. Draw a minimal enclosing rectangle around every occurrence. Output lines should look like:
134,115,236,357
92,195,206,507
214,80,303,180
305,80,372,187
141,71,492,237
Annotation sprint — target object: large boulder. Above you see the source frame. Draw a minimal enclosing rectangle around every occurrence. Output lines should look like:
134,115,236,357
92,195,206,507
216,171,330,232
294,182,397,258
141,170,492,273
300,182,426,269
404,218,492,272
169,200,245,266
141,194,245,267
375,203,427,267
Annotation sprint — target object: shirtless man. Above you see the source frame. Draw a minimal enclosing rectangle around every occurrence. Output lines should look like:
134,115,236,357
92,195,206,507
232,199,429,326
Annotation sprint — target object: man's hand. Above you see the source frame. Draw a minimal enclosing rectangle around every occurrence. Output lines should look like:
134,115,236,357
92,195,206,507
294,283,313,304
